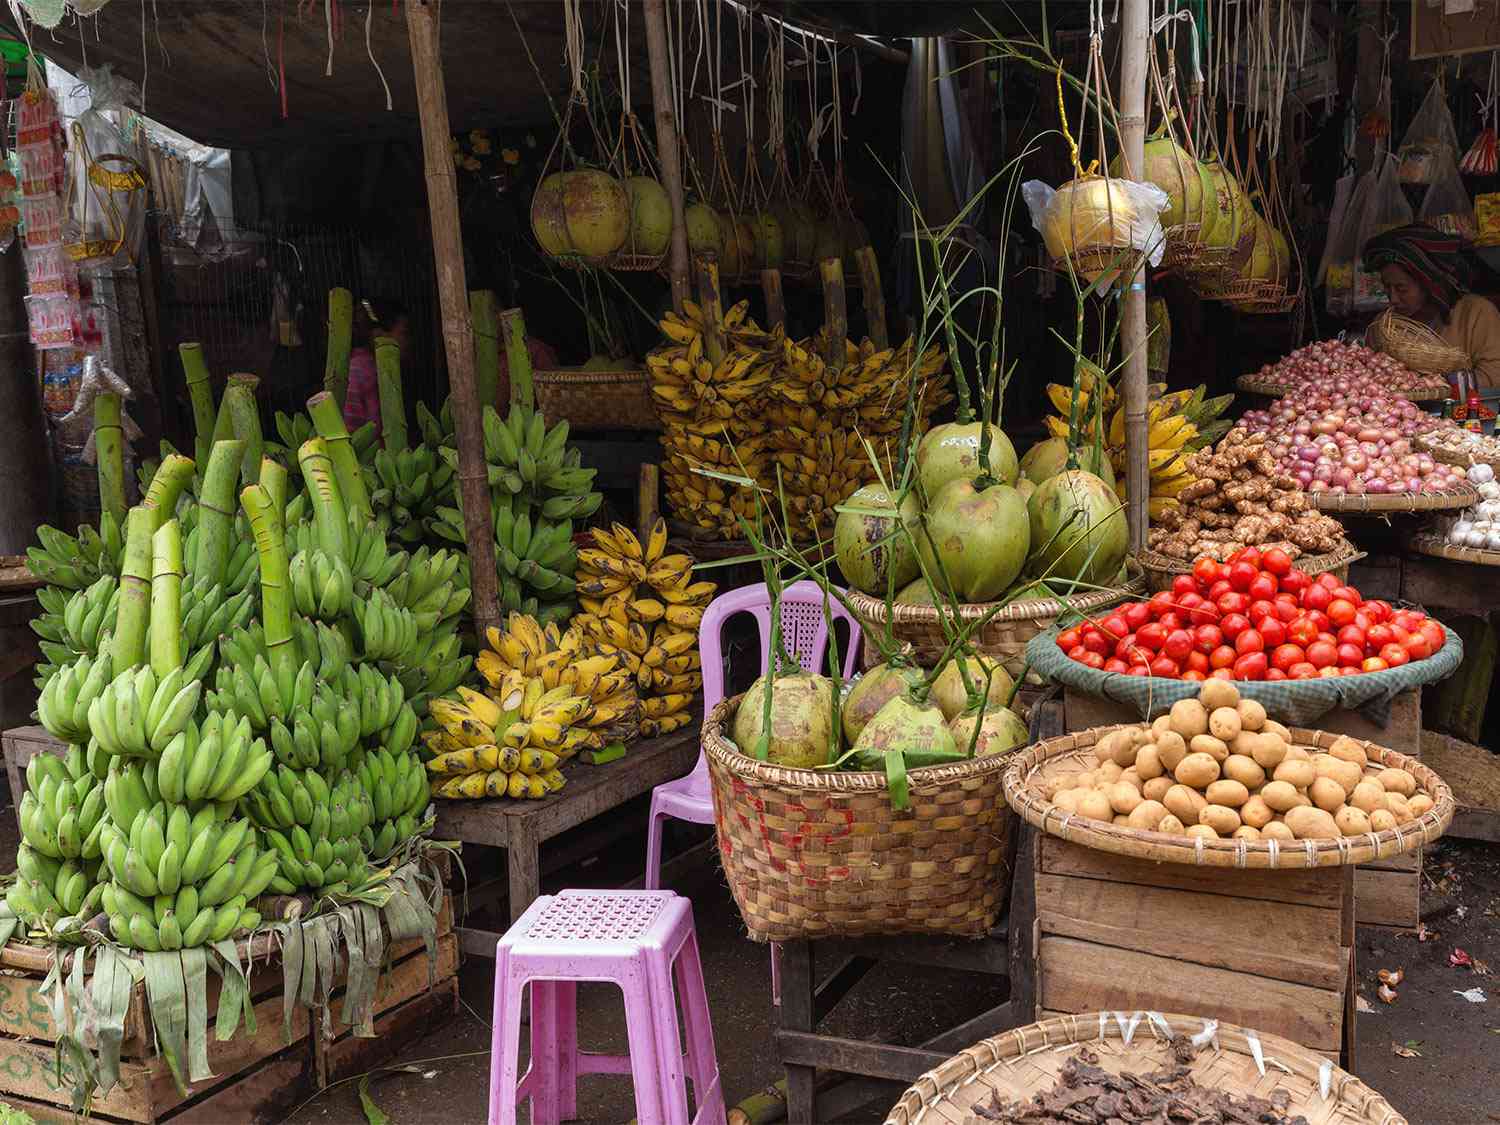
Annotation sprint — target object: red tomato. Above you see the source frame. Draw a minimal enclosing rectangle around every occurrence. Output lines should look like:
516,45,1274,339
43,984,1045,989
1058,627,1082,651
1148,591,1177,615
1123,602,1152,630
1316,631,1338,648
1336,643,1364,667
1083,631,1112,656
1081,651,1106,670
1114,633,1138,657
1209,644,1238,670
1273,600,1299,624
1187,599,1219,627
1194,624,1224,653
1232,652,1268,680
1208,667,1234,681
1149,655,1180,678
1099,614,1129,640
1248,599,1276,623
1172,574,1198,597
1389,623,1411,645
1234,629,1265,655
1362,656,1389,673
1366,623,1394,648
1287,617,1318,647
1216,591,1250,615
1318,666,1341,679
1271,643,1305,671
1352,610,1372,632
1261,547,1293,577
1364,599,1392,623
1068,644,1089,661
1136,622,1167,650
1379,644,1409,668
1220,613,1250,641
1208,579,1233,601
1305,610,1331,633
1337,625,1367,649
1258,618,1287,647
1157,612,1186,633
1327,599,1357,628
1316,572,1340,591
1281,569,1310,595
1127,664,1150,677
1403,633,1433,661
1265,667,1287,681
1185,650,1210,674
1181,669,1207,682
1331,585,1361,606
1163,629,1195,662
1104,657,1129,674
1289,662,1318,680
1420,620,1445,651
1236,547,1263,569
1193,557,1222,586
1306,640,1338,669
1340,666,1362,676
1248,574,1279,602
1228,561,1258,592
1178,591,1204,612
1301,583,1331,612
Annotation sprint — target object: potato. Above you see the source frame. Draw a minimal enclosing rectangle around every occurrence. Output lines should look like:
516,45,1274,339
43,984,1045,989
1248,733,1289,769
1053,788,1082,814
1285,806,1340,840
1261,820,1295,842
1169,698,1209,739
1142,776,1173,802
1223,756,1266,790
1232,825,1262,842
1134,745,1164,781
1113,814,1132,825
1174,752,1221,789
1260,780,1301,812
1240,795,1273,829
1185,824,1220,841
1076,770,1099,788
1077,790,1113,822
1310,777,1347,813
1236,698,1266,731
1408,793,1434,817
1095,728,1133,765
1262,719,1292,742
1385,793,1414,825
1111,734,1140,767
1108,782,1143,815
1199,804,1242,835
1335,806,1372,836
1127,799,1168,831
1273,759,1316,789
1155,731,1188,771
1198,678,1240,709
1151,715,1173,741
1119,768,1143,790
1293,791,1314,808
1205,779,1250,808
1314,755,1363,796
1130,727,1152,748
1155,813,1185,835
1378,768,1417,797
1163,784,1205,825
1328,735,1369,767
1098,761,1124,784
1189,734,1230,763
1208,707,1242,742
1369,808,1397,832
1282,744,1309,762
1348,780,1384,813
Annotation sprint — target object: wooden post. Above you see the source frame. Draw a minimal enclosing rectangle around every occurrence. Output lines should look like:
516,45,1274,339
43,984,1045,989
1119,0,1150,554
406,0,501,641
760,268,785,331
637,462,661,549
644,0,692,313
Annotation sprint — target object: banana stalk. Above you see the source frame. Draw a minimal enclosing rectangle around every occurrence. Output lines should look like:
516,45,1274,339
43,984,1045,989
223,374,264,486
194,439,248,590
114,505,156,668
694,254,726,366
179,342,216,468
307,392,370,519
259,457,288,534
324,287,354,407
471,290,500,410
296,439,350,563
241,483,296,689
854,246,888,351
500,306,533,410
144,454,196,528
819,258,848,372
149,519,183,676
374,337,408,453
94,392,126,525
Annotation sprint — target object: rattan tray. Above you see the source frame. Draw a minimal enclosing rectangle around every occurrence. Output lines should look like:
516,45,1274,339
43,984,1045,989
1234,373,1449,402
1308,482,1477,513
1409,531,1500,567
1003,724,1452,869
885,1011,1405,1125
1138,544,1361,592
1416,430,1500,471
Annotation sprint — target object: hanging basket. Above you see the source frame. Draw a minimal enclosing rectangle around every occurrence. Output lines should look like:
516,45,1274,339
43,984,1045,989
532,365,660,431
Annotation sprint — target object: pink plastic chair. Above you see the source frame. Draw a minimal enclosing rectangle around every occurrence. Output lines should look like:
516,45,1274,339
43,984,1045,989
489,889,725,1125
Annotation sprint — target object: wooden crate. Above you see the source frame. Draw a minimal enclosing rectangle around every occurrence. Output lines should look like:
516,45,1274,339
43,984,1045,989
3,724,66,814
1033,832,1356,1068
1062,689,1423,929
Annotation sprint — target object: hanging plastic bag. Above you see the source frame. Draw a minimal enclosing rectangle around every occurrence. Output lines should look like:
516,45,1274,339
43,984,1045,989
1420,149,1477,240
62,65,149,269
1354,158,1413,312
1397,78,1460,186
1324,169,1376,316
1022,177,1171,285
1316,172,1354,288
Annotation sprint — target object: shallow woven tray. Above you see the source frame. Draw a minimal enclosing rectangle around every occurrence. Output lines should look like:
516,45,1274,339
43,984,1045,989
884,1011,1405,1125
1416,430,1500,471
1138,544,1361,592
1002,724,1453,869
1234,373,1450,402
1409,531,1500,567
1308,482,1477,513
1367,307,1470,375
533,366,660,432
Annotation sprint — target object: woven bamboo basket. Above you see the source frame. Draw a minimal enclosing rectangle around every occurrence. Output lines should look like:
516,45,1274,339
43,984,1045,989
1367,308,1470,375
884,1012,1405,1125
1308,482,1477,514
1184,227,1257,295
846,565,1144,679
1409,531,1500,567
1003,724,1452,869
703,694,1016,941
1157,222,1205,271
1234,373,1450,402
1416,430,1500,471
532,366,660,431
1138,544,1362,591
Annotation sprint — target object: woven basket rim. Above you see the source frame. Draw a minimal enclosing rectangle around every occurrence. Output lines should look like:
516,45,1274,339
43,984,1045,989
1368,308,1470,374
533,365,648,382
1002,724,1454,869
1234,373,1450,402
703,694,1014,793
1138,543,1362,579
846,564,1145,628
1409,531,1500,567
884,1011,1405,1125
1308,482,1477,513
1416,430,1500,471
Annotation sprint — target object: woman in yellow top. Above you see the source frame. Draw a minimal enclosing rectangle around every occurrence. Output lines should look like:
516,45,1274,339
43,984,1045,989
1364,223,1500,387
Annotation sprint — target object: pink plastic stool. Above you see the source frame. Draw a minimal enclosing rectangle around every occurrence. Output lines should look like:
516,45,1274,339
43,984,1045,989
488,890,726,1125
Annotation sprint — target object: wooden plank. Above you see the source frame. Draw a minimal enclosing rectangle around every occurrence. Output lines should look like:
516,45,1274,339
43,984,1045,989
778,940,817,1125
1449,806,1500,843
818,931,1009,976
1354,867,1421,929
1008,824,1037,1024
776,1029,947,1083
172,1046,313,1125
506,816,541,925
1038,935,1344,1052
1035,873,1345,990
0,962,152,1056
319,978,458,1089
1400,553,1497,617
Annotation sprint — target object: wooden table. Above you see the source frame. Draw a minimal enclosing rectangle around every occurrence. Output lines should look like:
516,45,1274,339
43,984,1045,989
434,727,699,953
2,725,63,811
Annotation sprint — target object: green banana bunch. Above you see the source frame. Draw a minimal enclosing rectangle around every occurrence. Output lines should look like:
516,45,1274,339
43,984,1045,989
355,587,418,663
18,745,107,861
157,711,273,803
345,663,408,739
259,770,374,892
289,548,353,621
266,681,363,773
99,801,276,916
8,850,104,927
178,583,255,652
206,654,317,731
35,651,114,744
396,629,473,710
103,883,259,950
31,577,119,691
219,617,351,686
270,412,377,477
356,748,429,858
87,664,202,758
367,444,455,544
383,547,470,629
25,513,124,591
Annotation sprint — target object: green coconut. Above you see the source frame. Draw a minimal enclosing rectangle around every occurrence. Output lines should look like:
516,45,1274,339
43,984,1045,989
717,211,745,276
1014,477,1036,504
834,483,920,595
685,203,723,255
562,169,631,259
950,704,1030,758
581,355,622,371
931,654,1014,722
530,173,571,257
842,662,925,745
813,219,843,266
916,422,1020,497
852,692,957,766
750,211,785,269
1018,437,1115,490
623,176,672,256
1198,161,1246,250
787,200,820,261
840,214,871,274
1027,469,1128,586
1111,137,1204,230
916,478,1031,602
894,576,941,605
732,670,836,768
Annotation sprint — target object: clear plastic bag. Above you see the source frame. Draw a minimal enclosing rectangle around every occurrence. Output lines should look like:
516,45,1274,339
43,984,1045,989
63,66,148,268
1022,176,1170,284
1397,79,1460,186
1354,158,1413,312
1316,172,1354,288
1420,149,1477,240
1324,169,1377,316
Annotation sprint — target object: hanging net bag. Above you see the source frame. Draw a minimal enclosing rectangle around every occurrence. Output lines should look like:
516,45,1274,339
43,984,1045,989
605,1,669,271
763,18,814,281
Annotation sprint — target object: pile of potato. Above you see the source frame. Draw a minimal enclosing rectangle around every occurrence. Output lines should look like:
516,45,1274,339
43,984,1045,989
1045,679,1435,842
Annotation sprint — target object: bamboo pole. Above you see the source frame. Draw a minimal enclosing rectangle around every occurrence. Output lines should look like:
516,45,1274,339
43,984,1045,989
406,0,501,642
1120,0,1150,554
644,0,691,313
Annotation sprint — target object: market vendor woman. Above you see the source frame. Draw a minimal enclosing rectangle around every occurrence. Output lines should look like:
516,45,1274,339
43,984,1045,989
1364,223,1500,387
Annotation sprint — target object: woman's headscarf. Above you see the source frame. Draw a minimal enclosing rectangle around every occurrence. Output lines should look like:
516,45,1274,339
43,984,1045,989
1362,223,1472,313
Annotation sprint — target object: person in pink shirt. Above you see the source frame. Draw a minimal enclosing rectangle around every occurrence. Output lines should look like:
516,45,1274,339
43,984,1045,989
342,298,411,441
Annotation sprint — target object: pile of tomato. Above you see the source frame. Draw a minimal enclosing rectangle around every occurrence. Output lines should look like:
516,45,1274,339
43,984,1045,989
1055,546,1446,682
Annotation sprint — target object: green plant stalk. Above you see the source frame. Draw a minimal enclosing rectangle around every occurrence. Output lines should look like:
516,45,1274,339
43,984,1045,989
297,438,350,563
224,374,264,486
374,337,408,453
179,343,217,469
931,237,973,424
144,454,196,528
113,505,156,669
241,483,296,691
94,392,127,526
500,308,534,410
306,392,371,519
324,288,355,408
194,439,248,591
470,291,500,409
149,519,183,677
259,457,288,536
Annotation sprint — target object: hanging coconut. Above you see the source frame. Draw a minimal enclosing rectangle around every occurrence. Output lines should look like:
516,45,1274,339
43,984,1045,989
750,211,785,269
1041,177,1143,283
1110,137,1204,232
530,173,571,257
773,199,818,264
840,214,872,275
622,176,672,257
1197,161,1247,250
684,202,723,256
561,169,631,261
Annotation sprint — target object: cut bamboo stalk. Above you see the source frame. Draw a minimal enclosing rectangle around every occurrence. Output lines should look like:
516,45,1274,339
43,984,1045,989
374,336,408,453
242,482,296,687
297,438,351,564
143,454,196,528
224,373,263,486
695,253,726,366
324,287,355,407
307,391,371,519
854,246,888,350
820,258,848,371
113,505,156,669
471,290,501,409
500,308,533,411
149,519,183,676
193,439,246,591
644,0,692,312
93,392,126,525
178,342,216,469
1120,0,1150,553
760,268,785,331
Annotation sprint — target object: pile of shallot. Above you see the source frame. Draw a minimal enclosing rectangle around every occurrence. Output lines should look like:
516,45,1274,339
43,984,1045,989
1240,384,1466,496
1250,339,1449,395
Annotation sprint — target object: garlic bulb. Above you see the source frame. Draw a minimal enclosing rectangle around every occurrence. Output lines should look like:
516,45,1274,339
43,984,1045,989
1469,529,1490,548
1479,480,1500,501
1469,463,1496,485
1451,520,1475,544
1487,529,1500,551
